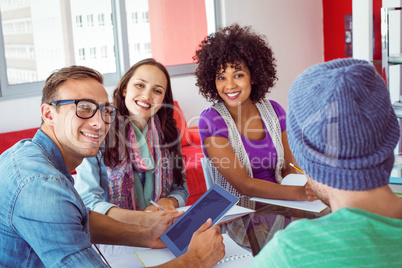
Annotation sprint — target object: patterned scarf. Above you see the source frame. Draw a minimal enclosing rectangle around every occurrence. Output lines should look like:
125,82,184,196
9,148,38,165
107,115,173,210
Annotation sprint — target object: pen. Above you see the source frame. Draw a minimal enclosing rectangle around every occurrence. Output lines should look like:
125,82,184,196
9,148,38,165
148,199,165,211
290,163,305,174
94,244,112,268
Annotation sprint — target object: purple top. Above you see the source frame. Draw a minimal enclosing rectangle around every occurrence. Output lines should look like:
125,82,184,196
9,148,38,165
198,100,286,183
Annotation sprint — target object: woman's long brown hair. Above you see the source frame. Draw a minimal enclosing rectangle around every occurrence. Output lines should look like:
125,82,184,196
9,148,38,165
103,58,185,187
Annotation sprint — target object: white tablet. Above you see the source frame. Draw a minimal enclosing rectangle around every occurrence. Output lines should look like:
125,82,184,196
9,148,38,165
160,183,238,257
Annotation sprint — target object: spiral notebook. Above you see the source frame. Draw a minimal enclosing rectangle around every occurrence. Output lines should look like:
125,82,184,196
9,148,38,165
134,234,254,267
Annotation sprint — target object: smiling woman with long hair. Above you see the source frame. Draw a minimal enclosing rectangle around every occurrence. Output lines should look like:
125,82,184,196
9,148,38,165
74,58,188,225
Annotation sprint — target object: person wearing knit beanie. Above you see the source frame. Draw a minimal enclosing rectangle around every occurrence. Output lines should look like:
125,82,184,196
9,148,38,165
250,58,402,267
287,58,400,191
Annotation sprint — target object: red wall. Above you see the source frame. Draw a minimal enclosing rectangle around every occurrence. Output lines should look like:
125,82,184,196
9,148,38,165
323,0,382,62
148,0,208,66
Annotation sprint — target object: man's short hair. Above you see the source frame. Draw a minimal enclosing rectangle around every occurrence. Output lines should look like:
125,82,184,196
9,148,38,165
41,65,103,105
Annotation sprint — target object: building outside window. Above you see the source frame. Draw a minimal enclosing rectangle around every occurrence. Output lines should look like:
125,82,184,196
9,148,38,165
0,0,215,97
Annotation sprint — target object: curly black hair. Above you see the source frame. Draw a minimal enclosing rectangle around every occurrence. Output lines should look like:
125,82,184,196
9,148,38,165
193,24,278,103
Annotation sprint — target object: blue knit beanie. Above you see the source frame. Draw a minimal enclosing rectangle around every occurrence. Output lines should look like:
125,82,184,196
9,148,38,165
287,58,400,191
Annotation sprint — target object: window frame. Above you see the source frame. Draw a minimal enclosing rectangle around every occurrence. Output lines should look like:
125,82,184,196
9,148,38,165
0,0,217,98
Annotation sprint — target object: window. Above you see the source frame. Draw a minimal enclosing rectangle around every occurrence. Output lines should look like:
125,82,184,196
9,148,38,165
141,11,148,23
133,43,140,53
78,48,85,60
76,15,82,27
144,42,151,54
0,0,216,97
89,47,96,59
132,12,138,24
98,14,105,26
87,14,94,26
101,46,107,58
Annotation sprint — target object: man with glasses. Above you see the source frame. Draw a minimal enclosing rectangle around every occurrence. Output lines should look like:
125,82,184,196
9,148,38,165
49,99,118,124
0,65,224,267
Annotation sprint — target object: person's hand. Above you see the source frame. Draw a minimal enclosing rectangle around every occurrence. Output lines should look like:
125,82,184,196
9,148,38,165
144,204,164,212
304,182,319,201
147,210,184,248
145,198,177,212
185,218,225,267
139,210,178,227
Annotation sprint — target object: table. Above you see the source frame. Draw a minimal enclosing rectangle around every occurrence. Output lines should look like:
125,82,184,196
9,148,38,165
222,204,330,256
96,204,330,267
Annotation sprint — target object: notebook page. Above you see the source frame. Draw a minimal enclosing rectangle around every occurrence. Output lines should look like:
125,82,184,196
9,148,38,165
135,234,253,267
250,174,328,213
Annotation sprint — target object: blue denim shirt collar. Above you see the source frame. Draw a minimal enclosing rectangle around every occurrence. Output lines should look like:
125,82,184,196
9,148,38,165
33,129,73,183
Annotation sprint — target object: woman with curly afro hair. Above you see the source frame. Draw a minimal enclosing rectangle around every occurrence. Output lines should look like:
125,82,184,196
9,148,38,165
194,24,317,210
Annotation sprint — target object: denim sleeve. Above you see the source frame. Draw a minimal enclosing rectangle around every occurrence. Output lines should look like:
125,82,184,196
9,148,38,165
12,176,108,267
168,179,189,207
75,152,116,214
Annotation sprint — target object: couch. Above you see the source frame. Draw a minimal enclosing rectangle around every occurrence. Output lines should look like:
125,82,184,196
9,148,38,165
0,127,39,155
172,101,207,205
0,101,207,206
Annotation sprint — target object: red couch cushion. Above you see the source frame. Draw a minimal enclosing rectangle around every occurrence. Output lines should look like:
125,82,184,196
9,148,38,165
0,127,76,175
188,126,201,145
0,127,39,155
182,145,207,205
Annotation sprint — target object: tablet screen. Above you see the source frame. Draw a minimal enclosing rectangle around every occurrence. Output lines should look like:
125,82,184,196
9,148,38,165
161,184,238,257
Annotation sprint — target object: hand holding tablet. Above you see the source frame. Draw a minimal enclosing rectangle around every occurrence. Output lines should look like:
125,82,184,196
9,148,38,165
160,184,238,257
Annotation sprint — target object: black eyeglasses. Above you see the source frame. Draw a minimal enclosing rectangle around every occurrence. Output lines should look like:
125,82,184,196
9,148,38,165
49,99,118,124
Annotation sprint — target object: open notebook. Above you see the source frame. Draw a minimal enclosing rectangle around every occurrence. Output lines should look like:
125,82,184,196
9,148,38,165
250,174,328,213
134,234,253,267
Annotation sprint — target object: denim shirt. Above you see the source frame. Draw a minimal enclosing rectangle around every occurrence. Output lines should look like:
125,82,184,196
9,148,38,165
0,130,107,267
